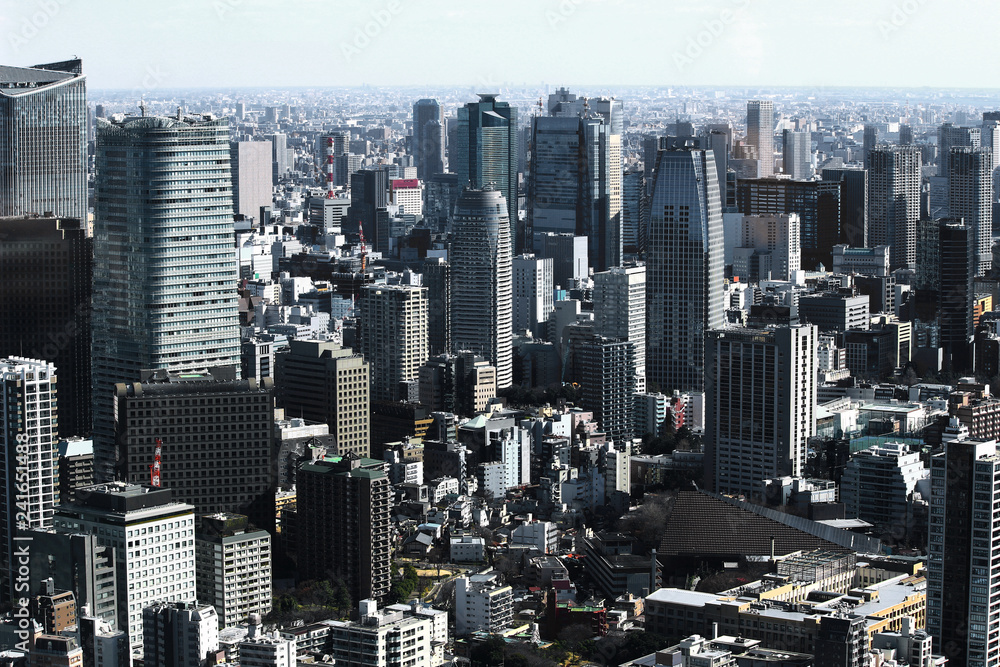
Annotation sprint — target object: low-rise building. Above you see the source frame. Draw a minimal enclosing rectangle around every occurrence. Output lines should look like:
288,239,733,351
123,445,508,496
455,571,513,636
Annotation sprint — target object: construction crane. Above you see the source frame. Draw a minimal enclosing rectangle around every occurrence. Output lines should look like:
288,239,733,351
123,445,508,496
149,438,162,488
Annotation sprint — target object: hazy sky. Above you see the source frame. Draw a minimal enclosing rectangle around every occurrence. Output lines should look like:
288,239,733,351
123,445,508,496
2,0,996,91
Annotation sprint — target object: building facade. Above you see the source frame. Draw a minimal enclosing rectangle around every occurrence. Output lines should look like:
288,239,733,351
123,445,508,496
0,60,87,222
450,188,513,389
705,325,817,498
647,141,725,393
92,114,242,481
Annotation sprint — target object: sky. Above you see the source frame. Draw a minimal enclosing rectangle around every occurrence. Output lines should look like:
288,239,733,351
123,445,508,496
1,0,997,91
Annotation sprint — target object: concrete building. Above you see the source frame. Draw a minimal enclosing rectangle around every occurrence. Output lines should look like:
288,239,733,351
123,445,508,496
230,141,273,219
947,145,993,276
54,484,195,657
928,439,1000,667
389,178,423,217
325,599,437,667
195,513,271,629
798,293,871,333
783,129,811,179
113,369,275,530
593,265,646,392
747,101,774,177
455,571,513,636
841,442,928,537
732,213,801,281
92,114,241,481
31,635,83,667
868,146,921,270
278,340,370,457
538,232,589,288
831,245,890,277
1,357,57,598
141,601,219,667
297,456,391,603
25,528,118,625
574,336,636,446
359,285,429,403
79,612,131,667
450,188,513,389
705,325,817,498
512,255,554,337
238,618,295,667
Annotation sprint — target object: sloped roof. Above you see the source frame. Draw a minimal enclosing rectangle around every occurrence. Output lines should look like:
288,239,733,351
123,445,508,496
659,490,870,558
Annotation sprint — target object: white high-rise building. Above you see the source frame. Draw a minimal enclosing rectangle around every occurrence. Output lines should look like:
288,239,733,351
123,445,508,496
593,265,646,393
948,146,994,276
512,254,554,337
55,483,196,657
782,129,811,179
747,100,775,177
450,188,513,389
195,513,272,629
732,214,801,282
1,357,57,598
142,601,219,667
705,324,817,498
868,145,921,270
358,284,429,402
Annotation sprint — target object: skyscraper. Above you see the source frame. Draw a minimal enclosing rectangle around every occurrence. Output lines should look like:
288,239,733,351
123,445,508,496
230,140,273,219
746,100,774,177
647,140,725,393
412,98,445,180
91,114,242,481
821,167,868,248
277,340,370,458
512,255,554,338
450,188,513,389
0,216,91,438
422,257,451,356
868,145,921,270
938,221,974,371
529,94,624,270
358,284,429,402
574,336,636,446
0,59,87,223
863,124,878,169
622,167,647,254
704,324,817,498
783,129,811,179
1,358,57,599
938,122,980,177
948,146,994,276
297,455,391,603
455,95,520,251
928,438,1000,667
593,265,646,393
736,177,841,270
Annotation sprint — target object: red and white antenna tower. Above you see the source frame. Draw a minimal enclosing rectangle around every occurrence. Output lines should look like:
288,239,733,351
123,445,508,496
149,438,162,488
326,137,335,199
